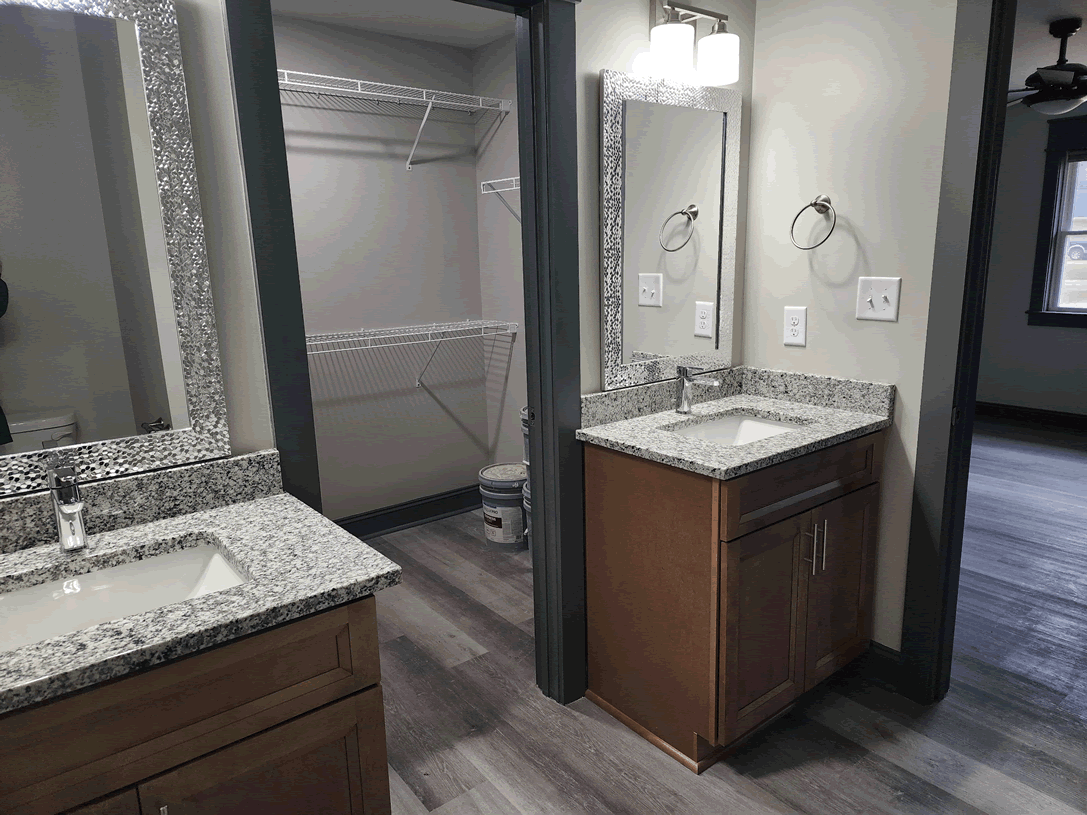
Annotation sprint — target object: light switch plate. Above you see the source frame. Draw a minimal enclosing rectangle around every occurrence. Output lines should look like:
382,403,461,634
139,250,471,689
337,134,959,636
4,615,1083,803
784,306,806,347
638,273,663,307
694,300,714,338
856,277,902,321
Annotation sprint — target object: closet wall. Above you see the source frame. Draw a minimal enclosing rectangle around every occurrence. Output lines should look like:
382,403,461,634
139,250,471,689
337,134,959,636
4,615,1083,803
473,34,525,468
274,15,522,520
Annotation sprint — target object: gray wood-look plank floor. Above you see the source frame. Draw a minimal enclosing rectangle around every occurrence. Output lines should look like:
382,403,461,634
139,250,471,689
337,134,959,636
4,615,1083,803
365,421,1087,814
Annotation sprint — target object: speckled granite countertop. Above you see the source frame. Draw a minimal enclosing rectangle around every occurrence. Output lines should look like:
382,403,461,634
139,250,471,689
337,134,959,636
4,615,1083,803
576,394,891,481
0,493,401,716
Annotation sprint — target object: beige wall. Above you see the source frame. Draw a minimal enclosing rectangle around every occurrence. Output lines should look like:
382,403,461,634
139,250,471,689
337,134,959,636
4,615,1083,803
741,0,959,649
577,0,757,392
977,103,1087,414
175,0,275,455
474,34,528,467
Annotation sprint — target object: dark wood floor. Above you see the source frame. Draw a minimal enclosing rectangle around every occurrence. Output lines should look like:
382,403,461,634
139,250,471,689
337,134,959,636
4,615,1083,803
366,421,1087,814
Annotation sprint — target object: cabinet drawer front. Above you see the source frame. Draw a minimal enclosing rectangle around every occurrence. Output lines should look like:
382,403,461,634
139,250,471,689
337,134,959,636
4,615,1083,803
0,597,379,815
138,687,390,815
720,432,884,541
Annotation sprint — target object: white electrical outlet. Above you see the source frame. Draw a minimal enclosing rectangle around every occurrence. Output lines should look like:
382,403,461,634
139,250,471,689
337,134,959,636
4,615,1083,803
784,306,807,347
638,273,663,307
856,277,902,321
694,301,714,338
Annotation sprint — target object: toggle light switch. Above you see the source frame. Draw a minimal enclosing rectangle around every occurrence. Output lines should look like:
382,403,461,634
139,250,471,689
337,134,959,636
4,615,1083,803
638,273,663,307
856,277,901,321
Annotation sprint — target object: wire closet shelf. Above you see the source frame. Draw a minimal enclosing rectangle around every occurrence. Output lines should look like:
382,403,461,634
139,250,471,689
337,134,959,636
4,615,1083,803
277,69,512,114
306,320,519,387
278,69,512,171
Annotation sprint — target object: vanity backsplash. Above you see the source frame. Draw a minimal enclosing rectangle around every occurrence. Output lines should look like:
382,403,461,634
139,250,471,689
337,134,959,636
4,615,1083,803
581,366,895,428
0,451,282,554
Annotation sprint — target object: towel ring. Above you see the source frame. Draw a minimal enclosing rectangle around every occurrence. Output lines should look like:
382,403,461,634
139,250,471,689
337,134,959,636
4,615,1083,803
659,204,699,252
790,195,837,250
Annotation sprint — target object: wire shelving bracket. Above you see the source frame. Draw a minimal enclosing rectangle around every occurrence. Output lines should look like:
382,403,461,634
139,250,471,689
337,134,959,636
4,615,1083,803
480,177,522,223
277,70,513,171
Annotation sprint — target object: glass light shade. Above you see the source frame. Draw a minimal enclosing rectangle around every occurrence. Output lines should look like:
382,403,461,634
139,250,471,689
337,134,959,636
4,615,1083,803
697,30,740,86
1026,95,1087,115
650,21,695,80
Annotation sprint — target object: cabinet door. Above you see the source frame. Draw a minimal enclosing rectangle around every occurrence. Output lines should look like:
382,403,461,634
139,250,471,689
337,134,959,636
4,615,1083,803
65,789,140,815
718,511,809,745
804,483,879,689
138,688,390,815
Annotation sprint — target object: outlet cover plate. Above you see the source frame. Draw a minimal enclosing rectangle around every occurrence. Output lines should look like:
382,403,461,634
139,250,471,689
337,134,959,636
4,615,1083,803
694,300,714,338
856,277,901,321
784,306,806,347
638,273,663,307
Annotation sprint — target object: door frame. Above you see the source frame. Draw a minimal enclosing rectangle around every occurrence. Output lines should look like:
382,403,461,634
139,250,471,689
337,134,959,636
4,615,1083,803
223,0,586,703
896,0,1018,704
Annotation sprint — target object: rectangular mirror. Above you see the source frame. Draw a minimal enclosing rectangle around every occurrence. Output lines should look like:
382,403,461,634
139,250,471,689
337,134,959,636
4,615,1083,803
600,69,742,390
0,0,228,496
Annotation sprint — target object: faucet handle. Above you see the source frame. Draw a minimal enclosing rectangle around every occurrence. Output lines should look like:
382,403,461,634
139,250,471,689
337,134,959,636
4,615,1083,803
677,365,703,380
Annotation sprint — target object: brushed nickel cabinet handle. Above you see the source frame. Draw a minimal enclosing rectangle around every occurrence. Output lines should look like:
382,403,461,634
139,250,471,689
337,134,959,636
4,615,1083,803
802,524,818,576
160,807,169,815
822,519,829,571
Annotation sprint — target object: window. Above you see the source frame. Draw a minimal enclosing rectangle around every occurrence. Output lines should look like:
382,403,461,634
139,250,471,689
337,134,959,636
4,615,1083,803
1028,117,1087,327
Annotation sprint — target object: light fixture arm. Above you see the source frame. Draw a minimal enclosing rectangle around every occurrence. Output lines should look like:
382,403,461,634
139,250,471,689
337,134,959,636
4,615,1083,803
661,1,728,27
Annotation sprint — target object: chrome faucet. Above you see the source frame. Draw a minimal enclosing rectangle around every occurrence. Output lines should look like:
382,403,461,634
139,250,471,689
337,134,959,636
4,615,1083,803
676,365,722,414
46,456,87,552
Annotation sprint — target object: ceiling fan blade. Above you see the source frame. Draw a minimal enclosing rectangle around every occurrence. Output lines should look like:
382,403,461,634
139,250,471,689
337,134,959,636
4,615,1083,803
1007,88,1034,97
1007,98,1024,107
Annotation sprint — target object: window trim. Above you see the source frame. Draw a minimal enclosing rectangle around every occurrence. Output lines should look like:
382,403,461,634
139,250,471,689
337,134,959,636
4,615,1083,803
1028,116,1087,327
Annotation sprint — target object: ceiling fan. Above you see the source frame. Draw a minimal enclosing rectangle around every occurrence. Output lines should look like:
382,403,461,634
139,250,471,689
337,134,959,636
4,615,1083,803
1008,17,1087,115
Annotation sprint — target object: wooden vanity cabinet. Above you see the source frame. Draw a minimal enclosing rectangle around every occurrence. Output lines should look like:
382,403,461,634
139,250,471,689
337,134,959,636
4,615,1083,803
63,790,139,815
3,596,391,815
584,432,883,773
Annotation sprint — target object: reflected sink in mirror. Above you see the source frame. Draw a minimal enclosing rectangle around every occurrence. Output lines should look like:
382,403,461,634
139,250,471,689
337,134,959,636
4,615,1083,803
0,543,246,652
666,414,800,446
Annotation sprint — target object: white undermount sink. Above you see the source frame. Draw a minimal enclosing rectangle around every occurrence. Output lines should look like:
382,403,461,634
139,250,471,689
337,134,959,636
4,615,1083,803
0,543,246,653
667,414,799,445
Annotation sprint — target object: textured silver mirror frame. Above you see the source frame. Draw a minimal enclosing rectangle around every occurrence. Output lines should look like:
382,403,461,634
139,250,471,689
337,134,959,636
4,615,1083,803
0,0,229,496
600,69,743,391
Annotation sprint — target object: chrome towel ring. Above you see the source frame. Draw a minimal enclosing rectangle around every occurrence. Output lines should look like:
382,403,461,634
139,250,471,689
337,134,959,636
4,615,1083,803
659,204,699,252
790,195,837,250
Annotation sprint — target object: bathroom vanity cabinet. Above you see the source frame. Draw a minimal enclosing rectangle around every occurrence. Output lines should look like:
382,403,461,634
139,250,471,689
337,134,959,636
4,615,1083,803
0,596,390,815
584,431,884,773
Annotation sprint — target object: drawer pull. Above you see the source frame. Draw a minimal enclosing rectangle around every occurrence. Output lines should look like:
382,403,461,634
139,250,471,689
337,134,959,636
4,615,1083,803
822,520,829,571
160,807,169,815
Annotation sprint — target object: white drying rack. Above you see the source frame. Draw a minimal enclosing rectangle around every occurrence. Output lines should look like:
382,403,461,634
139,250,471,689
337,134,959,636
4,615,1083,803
306,320,519,387
278,69,512,170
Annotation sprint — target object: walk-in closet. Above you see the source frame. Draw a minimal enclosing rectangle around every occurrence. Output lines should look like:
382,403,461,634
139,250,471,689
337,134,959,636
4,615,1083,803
270,2,527,532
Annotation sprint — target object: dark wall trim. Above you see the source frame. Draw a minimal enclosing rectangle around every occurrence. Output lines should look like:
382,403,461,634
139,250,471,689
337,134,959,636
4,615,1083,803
224,0,322,512
1028,116,1087,327
847,643,906,693
1025,309,1087,327
338,485,482,540
228,0,584,703
514,0,586,703
900,0,1016,705
975,401,1087,431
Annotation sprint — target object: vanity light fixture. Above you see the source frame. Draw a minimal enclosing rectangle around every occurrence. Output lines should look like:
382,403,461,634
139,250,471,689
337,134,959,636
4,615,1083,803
645,1,739,86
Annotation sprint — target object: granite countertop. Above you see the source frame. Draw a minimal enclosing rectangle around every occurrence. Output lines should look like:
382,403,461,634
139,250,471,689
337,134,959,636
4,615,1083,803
0,492,401,716
576,394,891,481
